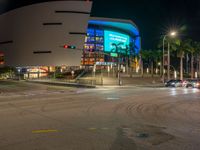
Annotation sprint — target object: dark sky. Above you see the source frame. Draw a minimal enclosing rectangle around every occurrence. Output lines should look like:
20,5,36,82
1,0,200,49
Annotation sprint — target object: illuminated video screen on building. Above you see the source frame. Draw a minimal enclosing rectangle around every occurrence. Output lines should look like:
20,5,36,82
104,30,130,54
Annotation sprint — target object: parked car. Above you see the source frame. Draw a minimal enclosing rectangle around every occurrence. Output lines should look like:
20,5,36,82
185,79,200,88
165,79,183,87
182,79,189,87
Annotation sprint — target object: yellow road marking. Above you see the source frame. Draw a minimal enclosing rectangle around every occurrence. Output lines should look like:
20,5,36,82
101,128,109,130
32,129,58,133
88,128,97,130
88,127,109,131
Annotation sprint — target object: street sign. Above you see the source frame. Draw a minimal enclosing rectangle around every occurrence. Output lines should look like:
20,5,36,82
110,53,118,57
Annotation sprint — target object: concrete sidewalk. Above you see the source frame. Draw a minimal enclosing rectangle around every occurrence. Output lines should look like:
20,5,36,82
26,76,165,88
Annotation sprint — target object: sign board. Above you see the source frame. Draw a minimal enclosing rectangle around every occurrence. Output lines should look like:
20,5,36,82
110,53,118,57
104,30,130,54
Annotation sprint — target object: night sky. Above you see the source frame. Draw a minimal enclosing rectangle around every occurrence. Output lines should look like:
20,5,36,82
0,0,200,49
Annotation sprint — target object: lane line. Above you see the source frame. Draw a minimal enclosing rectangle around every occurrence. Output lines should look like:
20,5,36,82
32,129,58,133
106,97,120,100
101,127,109,130
88,128,97,130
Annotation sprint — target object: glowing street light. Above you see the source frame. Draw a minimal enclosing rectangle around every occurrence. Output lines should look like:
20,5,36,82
170,31,177,37
174,70,177,79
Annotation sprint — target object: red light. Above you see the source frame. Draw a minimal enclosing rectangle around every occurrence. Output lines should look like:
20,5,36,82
63,45,68,48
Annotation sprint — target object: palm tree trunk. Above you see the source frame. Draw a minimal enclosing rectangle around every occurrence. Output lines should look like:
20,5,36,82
151,61,154,77
129,56,132,77
191,53,194,78
126,56,129,74
197,54,200,77
186,53,189,74
199,59,200,77
141,60,144,78
180,56,183,80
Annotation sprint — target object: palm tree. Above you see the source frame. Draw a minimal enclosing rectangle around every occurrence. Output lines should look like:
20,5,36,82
184,39,200,78
140,49,149,77
193,41,200,78
186,39,194,78
140,49,155,77
171,39,189,80
153,49,162,76
149,50,155,77
127,42,140,77
196,43,200,77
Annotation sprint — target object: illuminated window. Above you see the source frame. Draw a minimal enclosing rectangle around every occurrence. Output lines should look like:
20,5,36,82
96,44,104,51
83,28,105,65
96,29,104,36
87,28,95,36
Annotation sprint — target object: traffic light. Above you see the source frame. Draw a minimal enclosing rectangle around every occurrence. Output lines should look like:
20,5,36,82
63,44,69,49
63,44,76,49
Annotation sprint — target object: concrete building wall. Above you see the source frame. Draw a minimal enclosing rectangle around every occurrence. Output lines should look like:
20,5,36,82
0,1,92,67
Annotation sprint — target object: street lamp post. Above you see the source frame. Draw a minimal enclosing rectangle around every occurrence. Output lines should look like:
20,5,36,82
167,42,170,80
162,31,177,82
162,35,167,82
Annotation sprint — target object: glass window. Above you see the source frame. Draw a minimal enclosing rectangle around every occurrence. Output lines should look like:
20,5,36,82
96,37,104,43
87,28,95,36
96,29,104,36
96,44,104,51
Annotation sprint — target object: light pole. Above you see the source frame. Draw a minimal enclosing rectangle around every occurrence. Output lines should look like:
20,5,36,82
162,31,177,81
162,35,168,82
167,42,170,80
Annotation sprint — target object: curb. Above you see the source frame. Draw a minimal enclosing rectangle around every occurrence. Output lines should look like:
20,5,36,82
26,80,96,88
96,84,165,88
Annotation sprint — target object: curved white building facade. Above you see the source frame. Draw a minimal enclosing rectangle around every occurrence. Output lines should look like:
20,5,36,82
0,1,92,67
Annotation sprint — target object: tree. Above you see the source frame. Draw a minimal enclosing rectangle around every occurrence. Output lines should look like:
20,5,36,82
127,42,140,77
192,41,200,78
185,39,200,78
153,49,162,76
170,39,189,80
140,49,156,77
196,43,200,77
140,49,149,77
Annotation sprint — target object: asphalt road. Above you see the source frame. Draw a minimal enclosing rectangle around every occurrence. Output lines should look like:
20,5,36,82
0,81,200,150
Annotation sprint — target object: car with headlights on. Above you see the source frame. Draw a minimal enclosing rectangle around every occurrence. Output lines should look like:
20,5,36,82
165,79,183,87
185,79,200,88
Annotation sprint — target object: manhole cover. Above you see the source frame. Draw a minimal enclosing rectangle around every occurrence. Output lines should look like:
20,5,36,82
136,133,149,138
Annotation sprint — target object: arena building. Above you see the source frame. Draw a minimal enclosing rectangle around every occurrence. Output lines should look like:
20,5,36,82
0,1,140,78
82,17,140,67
